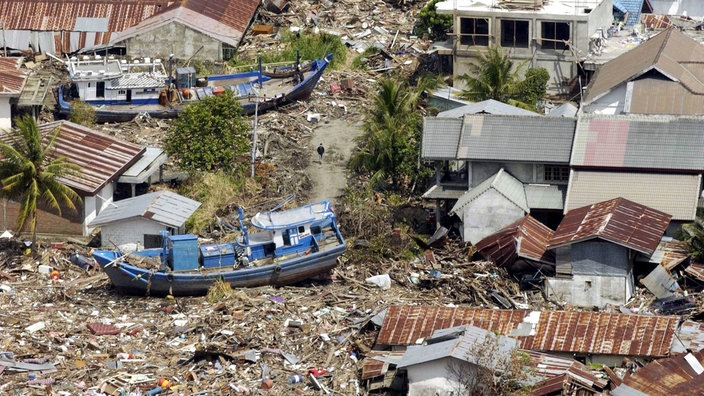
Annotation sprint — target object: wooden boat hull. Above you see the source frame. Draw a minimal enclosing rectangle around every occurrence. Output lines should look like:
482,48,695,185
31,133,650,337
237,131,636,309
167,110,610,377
57,54,332,123
93,243,345,296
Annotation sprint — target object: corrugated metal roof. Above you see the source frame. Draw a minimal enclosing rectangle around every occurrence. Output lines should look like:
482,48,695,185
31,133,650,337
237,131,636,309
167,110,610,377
0,1,169,32
0,57,27,95
456,115,575,163
546,102,578,118
612,349,704,396
437,99,538,118
110,74,164,89
37,121,144,194
117,146,167,184
564,170,700,221
421,184,466,200
450,169,528,215
475,215,555,268
549,197,671,255
525,184,565,210
628,78,704,115
421,117,463,160
572,114,704,171
360,351,404,380
377,306,678,357
583,28,704,107
670,320,704,354
176,0,259,33
397,325,517,369
89,190,200,228
526,350,608,394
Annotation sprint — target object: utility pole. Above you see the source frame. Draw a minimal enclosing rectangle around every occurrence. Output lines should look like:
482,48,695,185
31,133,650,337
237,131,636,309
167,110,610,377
251,100,258,178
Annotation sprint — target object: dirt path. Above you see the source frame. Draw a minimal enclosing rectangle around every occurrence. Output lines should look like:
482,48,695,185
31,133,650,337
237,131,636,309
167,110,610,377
306,117,363,203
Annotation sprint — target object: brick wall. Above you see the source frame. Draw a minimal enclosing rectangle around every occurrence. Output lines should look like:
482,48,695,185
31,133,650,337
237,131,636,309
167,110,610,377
1,199,84,236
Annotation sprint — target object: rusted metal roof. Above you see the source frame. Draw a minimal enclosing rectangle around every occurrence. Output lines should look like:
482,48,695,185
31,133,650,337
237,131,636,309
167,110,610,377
475,215,555,268
612,349,704,396
671,320,704,354
527,350,608,396
0,1,169,32
173,0,260,33
377,306,678,358
360,351,404,380
549,197,671,255
583,27,704,108
0,57,27,95
37,121,144,195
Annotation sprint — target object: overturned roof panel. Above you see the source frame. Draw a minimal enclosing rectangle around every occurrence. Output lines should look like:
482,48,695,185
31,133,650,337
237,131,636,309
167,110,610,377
549,197,672,255
377,305,678,358
475,215,555,268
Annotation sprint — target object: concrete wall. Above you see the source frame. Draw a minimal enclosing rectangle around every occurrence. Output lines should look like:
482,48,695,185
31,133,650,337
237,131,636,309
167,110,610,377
459,188,526,244
450,0,613,92
0,97,11,131
582,85,627,114
99,217,167,248
550,241,633,306
84,183,115,235
406,358,490,396
119,22,223,61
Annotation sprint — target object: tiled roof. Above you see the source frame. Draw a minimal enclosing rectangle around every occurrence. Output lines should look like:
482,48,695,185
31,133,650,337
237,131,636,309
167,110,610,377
475,215,555,268
456,115,575,163
583,28,704,107
549,197,672,255
613,0,645,25
37,121,144,194
89,190,201,228
0,57,27,96
437,99,538,118
564,170,700,221
450,169,528,215
421,117,463,160
572,114,704,171
0,1,169,32
377,305,679,358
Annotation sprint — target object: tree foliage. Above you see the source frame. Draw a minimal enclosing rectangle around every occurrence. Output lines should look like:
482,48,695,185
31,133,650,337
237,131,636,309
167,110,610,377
0,115,81,247
350,76,439,190
68,100,97,127
164,91,251,174
458,46,549,110
681,222,704,262
414,0,453,41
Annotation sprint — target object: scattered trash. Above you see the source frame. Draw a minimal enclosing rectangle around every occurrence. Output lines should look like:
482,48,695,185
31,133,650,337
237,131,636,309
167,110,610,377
365,274,391,290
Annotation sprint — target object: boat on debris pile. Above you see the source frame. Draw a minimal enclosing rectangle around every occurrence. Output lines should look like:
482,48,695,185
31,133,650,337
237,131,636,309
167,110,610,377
92,200,346,296
57,53,332,123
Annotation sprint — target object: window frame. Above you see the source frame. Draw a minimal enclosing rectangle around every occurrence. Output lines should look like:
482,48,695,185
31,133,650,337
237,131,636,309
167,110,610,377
540,21,570,50
500,19,530,48
544,165,570,183
459,17,490,47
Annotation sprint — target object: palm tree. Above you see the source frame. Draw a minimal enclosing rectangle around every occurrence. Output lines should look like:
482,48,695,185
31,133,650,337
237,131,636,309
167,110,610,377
457,45,525,102
0,115,81,248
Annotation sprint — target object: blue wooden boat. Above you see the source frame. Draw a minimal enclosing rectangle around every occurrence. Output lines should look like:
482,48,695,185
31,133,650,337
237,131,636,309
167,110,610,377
92,200,346,296
57,54,332,123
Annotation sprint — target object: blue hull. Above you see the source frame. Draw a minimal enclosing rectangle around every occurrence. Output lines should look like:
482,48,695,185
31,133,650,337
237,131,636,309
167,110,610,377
58,54,332,123
93,244,345,296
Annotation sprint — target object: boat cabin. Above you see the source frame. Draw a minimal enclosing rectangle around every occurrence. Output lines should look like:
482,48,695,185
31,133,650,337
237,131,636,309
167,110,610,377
65,55,168,105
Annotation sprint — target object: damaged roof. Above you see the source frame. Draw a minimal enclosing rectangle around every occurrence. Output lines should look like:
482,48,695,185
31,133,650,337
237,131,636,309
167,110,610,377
611,350,704,396
89,190,201,228
572,114,704,171
36,121,144,195
582,27,704,113
549,197,672,255
474,215,555,268
526,350,608,395
0,57,27,96
0,0,169,32
111,0,260,48
377,305,678,358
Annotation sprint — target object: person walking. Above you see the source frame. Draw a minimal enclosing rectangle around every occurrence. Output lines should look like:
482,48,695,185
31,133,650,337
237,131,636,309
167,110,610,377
317,143,325,161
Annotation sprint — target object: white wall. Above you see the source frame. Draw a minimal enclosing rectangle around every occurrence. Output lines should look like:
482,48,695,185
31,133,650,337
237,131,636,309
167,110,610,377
459,189,525,244
0,96,11,131
100,217,166,248
84,183,115,235
582,85,627,114
407,359,462,396
548,274,631,307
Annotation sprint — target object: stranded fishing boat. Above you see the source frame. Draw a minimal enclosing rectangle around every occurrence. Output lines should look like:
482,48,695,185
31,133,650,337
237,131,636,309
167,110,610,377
57,53,332,123
92,200,346,296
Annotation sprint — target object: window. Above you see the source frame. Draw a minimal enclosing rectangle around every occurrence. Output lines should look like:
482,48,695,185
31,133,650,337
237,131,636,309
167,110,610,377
144,234,162,249
500,20,529,48
459,18,489,46
118,90,126,95
298,226,305,233
544,165,570,182
541,22,570,50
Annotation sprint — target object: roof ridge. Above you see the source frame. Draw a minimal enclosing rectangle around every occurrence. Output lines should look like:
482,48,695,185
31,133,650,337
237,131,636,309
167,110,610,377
653,27,674,64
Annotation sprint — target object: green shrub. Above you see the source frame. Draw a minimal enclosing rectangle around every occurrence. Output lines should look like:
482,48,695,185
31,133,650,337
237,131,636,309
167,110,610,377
68,100,96,127
414,0,453,41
